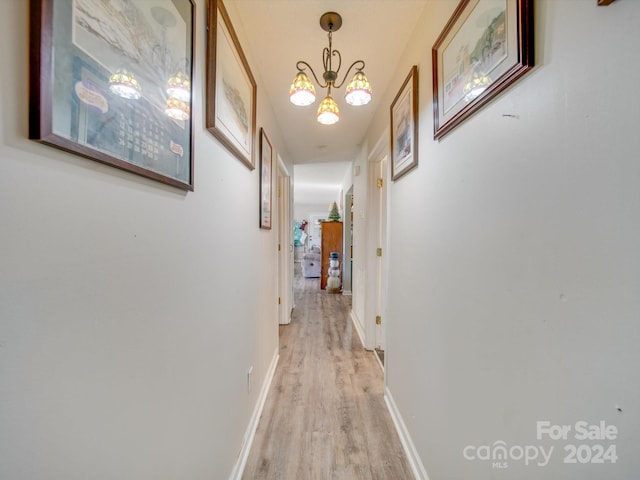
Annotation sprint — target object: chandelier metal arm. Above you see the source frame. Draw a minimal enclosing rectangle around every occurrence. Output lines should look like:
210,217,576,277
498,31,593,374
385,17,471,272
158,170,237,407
295,58,365,91
333,60,366,89
322,48,342,84
295,60,330,89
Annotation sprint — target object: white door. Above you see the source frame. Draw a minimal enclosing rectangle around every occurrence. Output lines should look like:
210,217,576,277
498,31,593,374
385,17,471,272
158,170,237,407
363,147,389,360
308,214,327,251
375,156,388,354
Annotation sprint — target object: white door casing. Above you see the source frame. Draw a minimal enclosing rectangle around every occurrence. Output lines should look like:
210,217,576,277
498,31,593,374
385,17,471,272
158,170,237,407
277,158,293,325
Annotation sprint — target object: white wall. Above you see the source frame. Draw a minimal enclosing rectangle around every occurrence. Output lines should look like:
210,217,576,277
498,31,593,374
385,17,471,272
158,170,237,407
365,0,640,479
339,166,353,222
293,204,330,225
0,2,288,479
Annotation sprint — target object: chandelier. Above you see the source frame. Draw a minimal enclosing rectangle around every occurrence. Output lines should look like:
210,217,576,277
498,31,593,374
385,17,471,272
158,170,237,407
108,7,191,121
109,62,191,121
289,12,372,125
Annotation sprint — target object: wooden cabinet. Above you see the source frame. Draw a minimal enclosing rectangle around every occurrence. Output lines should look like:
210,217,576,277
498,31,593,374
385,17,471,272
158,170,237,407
320,221,343,290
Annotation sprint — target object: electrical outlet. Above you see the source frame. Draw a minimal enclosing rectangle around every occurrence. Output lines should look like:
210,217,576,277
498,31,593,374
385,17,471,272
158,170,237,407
247,366,253,394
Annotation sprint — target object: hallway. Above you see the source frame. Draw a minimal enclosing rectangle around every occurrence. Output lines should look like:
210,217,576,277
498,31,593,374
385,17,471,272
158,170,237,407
242,270,413,479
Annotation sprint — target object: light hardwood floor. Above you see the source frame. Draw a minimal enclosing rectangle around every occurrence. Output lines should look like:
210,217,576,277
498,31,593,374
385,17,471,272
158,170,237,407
241,267,414,480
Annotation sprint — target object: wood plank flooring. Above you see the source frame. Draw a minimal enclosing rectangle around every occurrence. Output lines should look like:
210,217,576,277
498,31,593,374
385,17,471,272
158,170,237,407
241,267,414,480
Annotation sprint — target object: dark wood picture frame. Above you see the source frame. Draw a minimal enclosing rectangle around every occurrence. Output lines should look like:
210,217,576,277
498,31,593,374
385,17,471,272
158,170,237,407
259,128,273,230
432,0,534,140
390,65,419,181
29,0,196,191
206,0,257,170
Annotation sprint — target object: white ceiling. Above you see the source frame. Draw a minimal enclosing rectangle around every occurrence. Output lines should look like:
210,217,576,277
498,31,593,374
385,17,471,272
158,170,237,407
293,161,351,206
225,0,428,199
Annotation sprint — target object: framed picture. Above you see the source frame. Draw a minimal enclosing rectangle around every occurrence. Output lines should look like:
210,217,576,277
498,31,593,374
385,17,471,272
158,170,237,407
390,65,419,181
432,0,534,140
29,0,195,191
259,128,273,230
206,0,257,170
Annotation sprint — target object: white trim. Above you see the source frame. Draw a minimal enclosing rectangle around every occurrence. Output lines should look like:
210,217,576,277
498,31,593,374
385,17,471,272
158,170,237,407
229,350,280,480
277,172,293,325
277,154,290,177
368,126,390,162
384,387,430,480
364,134,390,355
350,310,367,351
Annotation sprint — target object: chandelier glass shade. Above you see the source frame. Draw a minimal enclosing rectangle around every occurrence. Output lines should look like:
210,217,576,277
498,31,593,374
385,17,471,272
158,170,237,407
289,12,371,125
165,96,190,121
108,7,192,124
108,69,142,100
463,71,492,102
166,71,191,102
108,64,192,122
345,71,372,106
289,71,316,106
316,93,340,125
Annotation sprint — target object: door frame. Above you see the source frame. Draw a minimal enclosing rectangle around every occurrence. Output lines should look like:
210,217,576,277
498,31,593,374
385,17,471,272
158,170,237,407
364,131,390,367
375,156,389,354
342,186,354,294
277,156,293,325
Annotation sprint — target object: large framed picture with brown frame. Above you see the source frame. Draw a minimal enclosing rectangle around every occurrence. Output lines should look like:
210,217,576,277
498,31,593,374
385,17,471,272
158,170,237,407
432,0,534,140
259,128,273,230
206,0,257,170
29,0,195,191
390,65,419,181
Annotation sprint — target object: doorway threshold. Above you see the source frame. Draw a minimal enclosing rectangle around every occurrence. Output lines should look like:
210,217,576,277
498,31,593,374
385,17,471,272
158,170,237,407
374,348,384,370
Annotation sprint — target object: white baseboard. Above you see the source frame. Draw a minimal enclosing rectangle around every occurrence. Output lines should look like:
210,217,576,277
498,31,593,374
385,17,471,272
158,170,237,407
384,387,430,480
279,307,293,325
228,350,279,480
350,310,366,350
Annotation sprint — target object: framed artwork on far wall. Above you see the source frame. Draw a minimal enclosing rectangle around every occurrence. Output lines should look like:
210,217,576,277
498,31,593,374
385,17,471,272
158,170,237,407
432,0,534,140
390,65,419,181
29,0,195,191
206,0,257,170
259,128,273,230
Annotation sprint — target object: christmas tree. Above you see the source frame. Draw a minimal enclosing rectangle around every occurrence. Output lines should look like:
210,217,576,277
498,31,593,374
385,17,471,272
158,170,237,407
328,201,341,221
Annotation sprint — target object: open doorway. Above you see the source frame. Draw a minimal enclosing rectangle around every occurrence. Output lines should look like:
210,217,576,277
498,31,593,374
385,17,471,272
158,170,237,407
292,161,352,291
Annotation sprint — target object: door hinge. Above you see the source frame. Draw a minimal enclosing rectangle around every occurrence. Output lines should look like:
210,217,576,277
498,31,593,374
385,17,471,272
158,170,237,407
278,244,281,251
377,178,383,189
376,315,382,325
278,297,281,305
376,247,382,257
